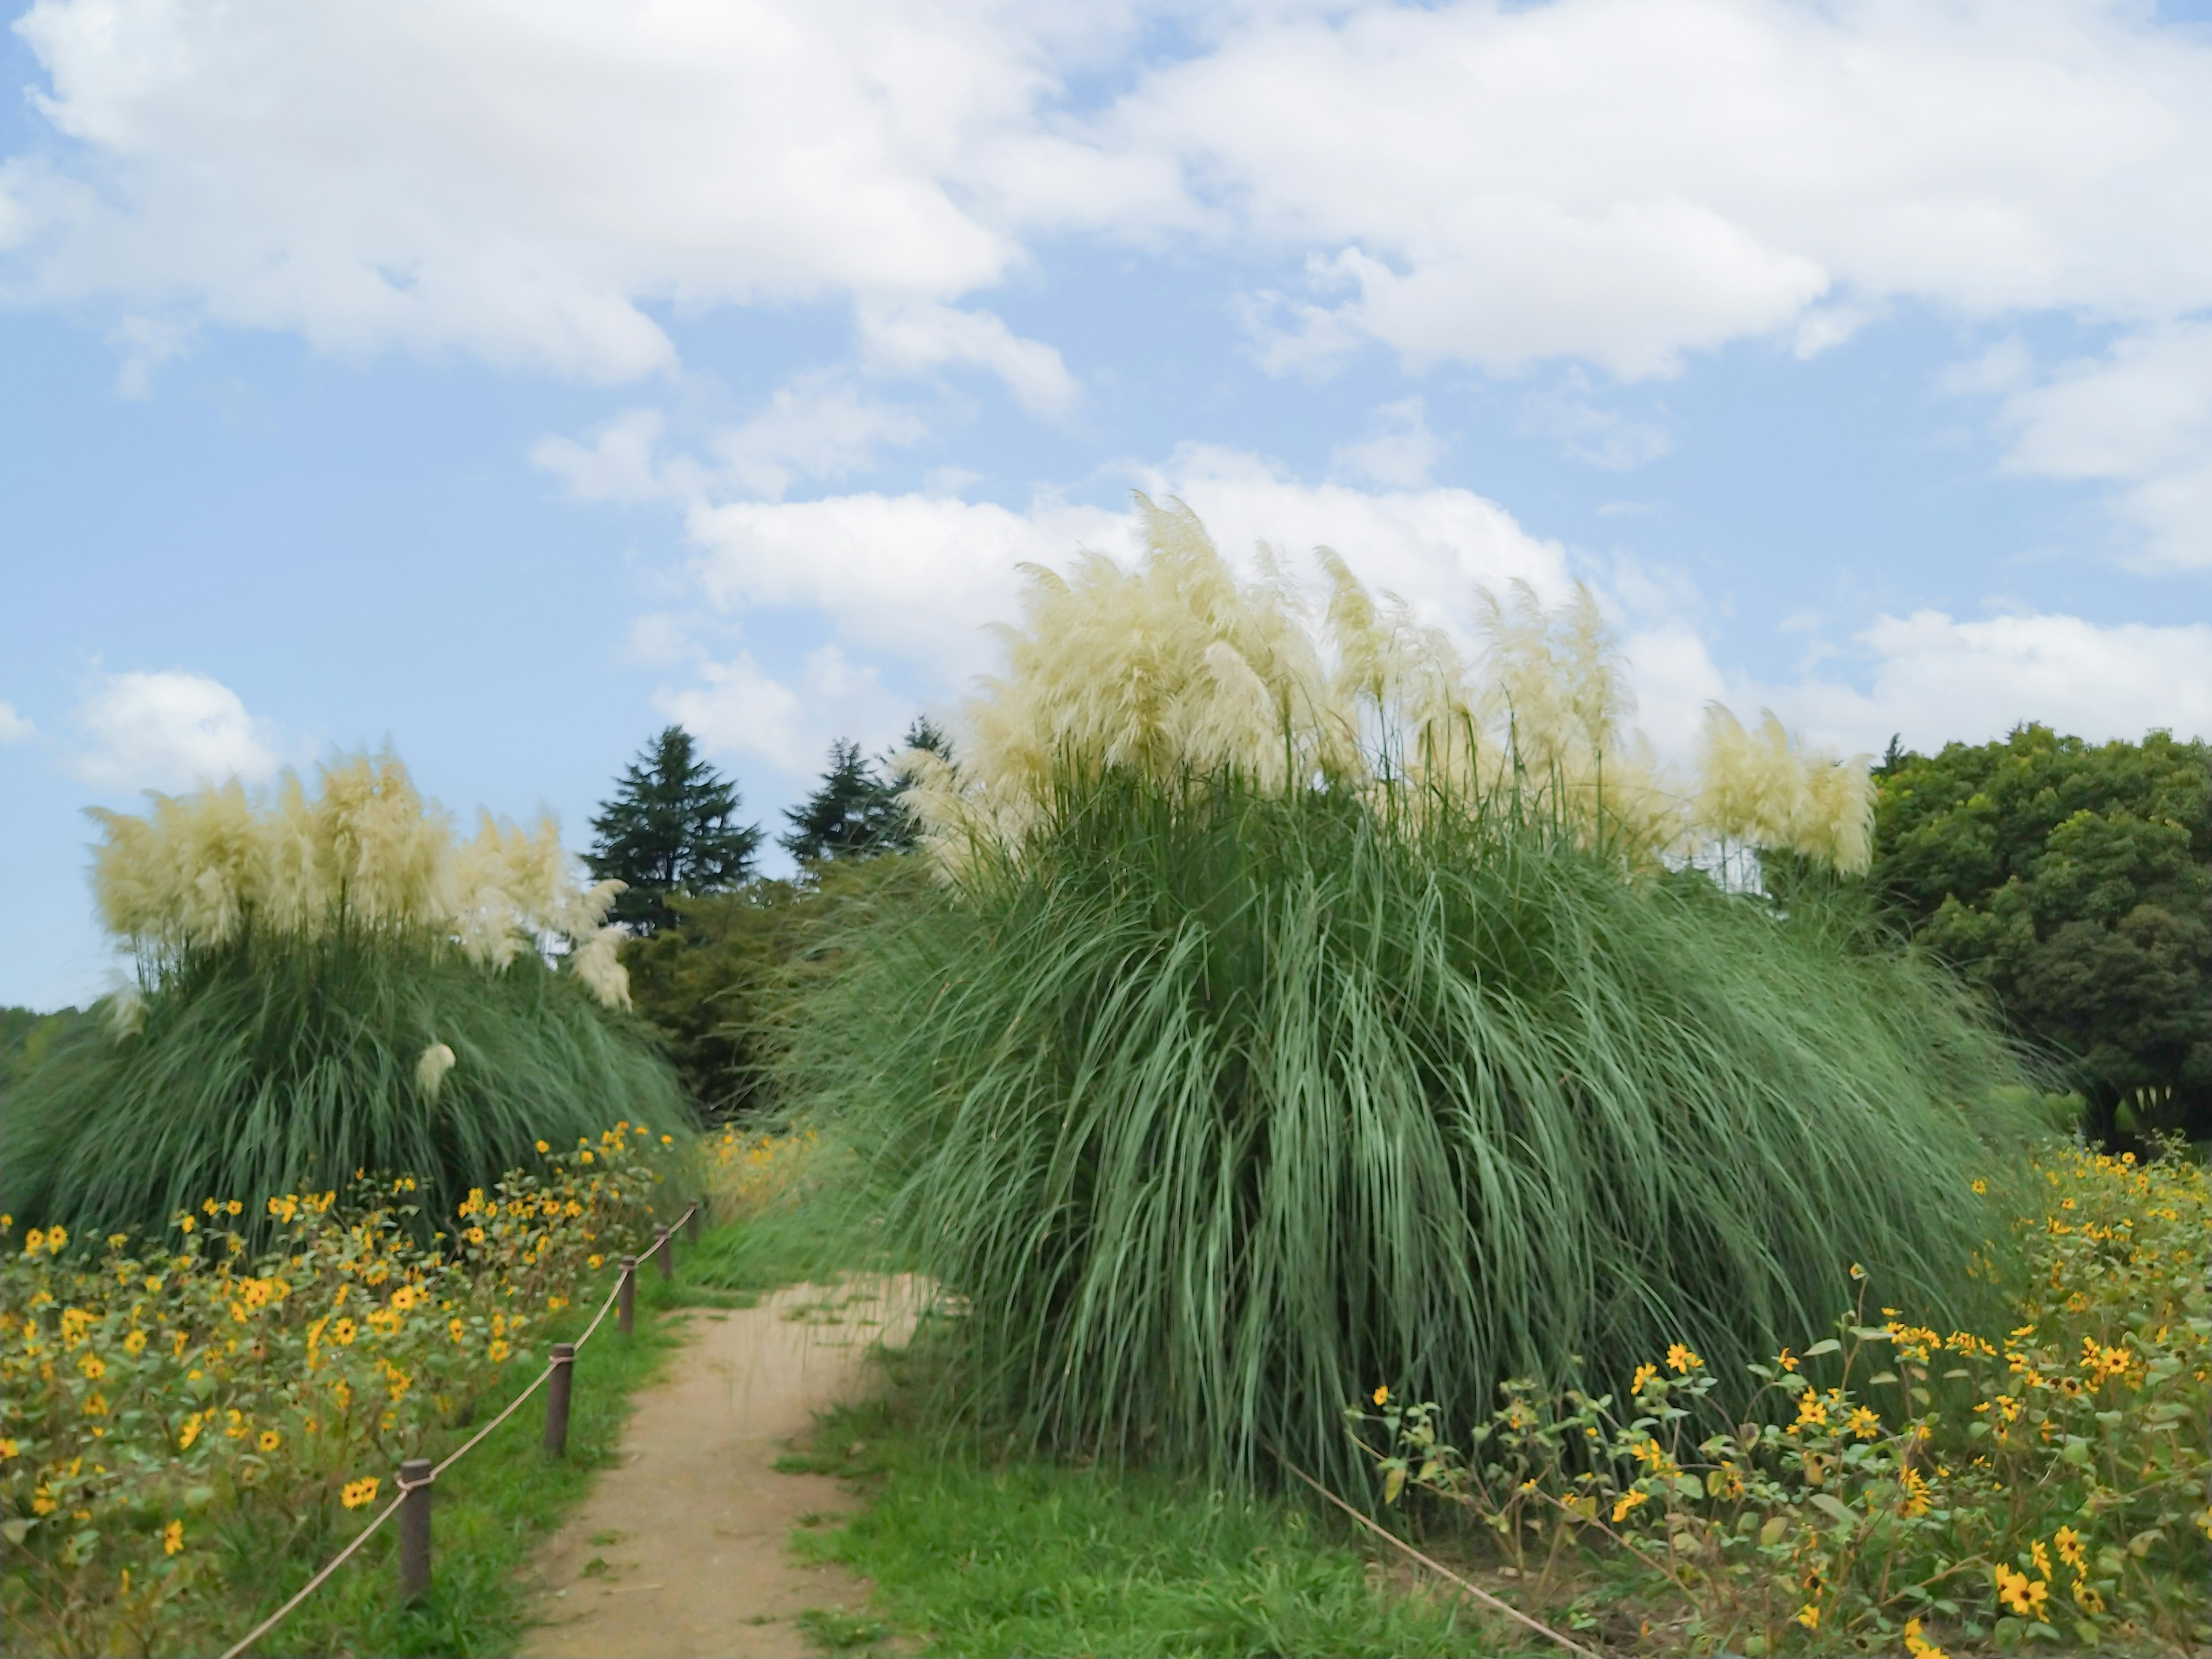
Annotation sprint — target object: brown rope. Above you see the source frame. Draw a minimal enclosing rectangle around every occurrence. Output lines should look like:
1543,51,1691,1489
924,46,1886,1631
1271,1448,1605,1659
215,1200,701,1656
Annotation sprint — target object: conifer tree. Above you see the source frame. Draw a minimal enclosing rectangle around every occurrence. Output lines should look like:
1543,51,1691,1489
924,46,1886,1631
587,726,761,932
779,718,948,865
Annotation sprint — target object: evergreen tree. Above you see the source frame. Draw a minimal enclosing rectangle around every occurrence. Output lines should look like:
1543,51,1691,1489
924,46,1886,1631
586,726,762,933
779,718,950,865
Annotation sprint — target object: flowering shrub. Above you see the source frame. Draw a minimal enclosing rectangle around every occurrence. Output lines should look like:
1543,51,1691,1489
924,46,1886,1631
0,1125,680,1656
1348,1146,2210,1654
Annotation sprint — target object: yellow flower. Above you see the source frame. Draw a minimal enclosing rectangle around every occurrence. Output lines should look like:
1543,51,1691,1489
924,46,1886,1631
1845,1406,1880,1440
0,1437,16,1459
123,1329,147,1354
79,1354,106,1380
1777,1347,1799,1372
1611,1489,1648,1524
1372,1385,1389,1406
488,1338,512,1363
2054,1527,2085,1571
580,1150,593,1164
1791,1395,1829,1431
1630,1363,1658,1396
2031,1540,2051,1580
177,1413,203,1449
535,1141,550,1153
586,1254,604,1270
340,1475,380,1509
259,1429,281,1452
448,1317,466,1343
47,1225,69,1252
1795,1603,1820,1630
178,1215,194,1234
1665,1343,1701,1374
1903,1616,1946,1659
1995,1565,2037,1616
661,1134,673,1145
332,1317,357,1346
1971,1179,1988,1195
164,1519,184,1556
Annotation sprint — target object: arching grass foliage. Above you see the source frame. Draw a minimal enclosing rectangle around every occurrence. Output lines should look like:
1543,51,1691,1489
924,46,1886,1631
2,933,692,1246
790,770,2033,1496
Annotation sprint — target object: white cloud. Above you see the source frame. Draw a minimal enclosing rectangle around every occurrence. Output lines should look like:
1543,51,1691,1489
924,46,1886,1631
68,669,281,791
1112,1,2212,377
4,0,1100,379
1330,396,1445,487
1982,321,2212,570
656,643,909,775
12,0,2212,395
1517,374,1671,471
531,408,671,504
1766,611,2212,754
855,300,1079,416
0,701,37,743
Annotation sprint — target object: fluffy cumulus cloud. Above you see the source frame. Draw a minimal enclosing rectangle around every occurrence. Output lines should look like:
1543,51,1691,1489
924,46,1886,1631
67,669,282,792
1766,611,2212,755
1115,1,2212,377
12,0,2212,385
1974,322,2212,571
2,0,1099,388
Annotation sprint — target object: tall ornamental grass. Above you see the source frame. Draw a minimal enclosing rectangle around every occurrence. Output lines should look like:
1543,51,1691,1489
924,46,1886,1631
2,752,692,1243
791,501,2032,1495
797,775,2027,1493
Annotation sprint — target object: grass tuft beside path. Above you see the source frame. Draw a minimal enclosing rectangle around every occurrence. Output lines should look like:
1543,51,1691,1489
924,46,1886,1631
785,1368,1539,1659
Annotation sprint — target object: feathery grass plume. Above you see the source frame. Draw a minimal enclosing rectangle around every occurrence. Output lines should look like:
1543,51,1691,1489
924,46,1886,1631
414,1040,457,1100
6,750,687,1242
906,497,1867,876
791,505,2025,1501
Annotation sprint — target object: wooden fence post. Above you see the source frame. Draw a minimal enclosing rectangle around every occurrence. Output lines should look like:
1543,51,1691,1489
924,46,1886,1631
618,1258,637,1336
654,1228,673,1282
397,1459,433,1606
544,1343,575,1456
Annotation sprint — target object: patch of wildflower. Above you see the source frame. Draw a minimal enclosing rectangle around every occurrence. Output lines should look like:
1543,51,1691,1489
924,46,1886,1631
1346,1142,2209,1654
1,1128,676,1655
702,1124,819,1221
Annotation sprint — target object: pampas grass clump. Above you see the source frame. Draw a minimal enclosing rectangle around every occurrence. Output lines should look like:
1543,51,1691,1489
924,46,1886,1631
3,752,690,1242
788,503,2027,1495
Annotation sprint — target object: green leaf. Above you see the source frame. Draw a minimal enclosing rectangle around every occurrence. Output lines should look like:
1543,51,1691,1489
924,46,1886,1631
2059,1438,2091,1468
1,1518,32,1545
1382,1465,1405,1506
1868,1371,1899,1385
1803,1339,1842,1358
1809,1493,1856,1534
1759,1514,1790,1547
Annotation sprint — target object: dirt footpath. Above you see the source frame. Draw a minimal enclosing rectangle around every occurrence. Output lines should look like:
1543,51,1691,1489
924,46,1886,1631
518,1276,922,1659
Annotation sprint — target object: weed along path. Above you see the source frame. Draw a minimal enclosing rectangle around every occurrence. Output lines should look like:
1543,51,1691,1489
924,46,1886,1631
518,1275,923,1659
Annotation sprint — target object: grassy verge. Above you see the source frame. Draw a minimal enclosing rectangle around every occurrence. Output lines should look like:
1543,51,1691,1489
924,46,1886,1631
219,1236,740,1658
779,1351,1539,1659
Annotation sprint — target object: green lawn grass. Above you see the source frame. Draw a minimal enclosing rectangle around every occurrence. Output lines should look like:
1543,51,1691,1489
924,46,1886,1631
217,1234,739,1658
780,1354,1539,1659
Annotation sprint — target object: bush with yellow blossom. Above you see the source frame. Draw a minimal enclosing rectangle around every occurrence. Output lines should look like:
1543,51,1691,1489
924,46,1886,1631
0,1124,680,1656
1349,1144,2209,1654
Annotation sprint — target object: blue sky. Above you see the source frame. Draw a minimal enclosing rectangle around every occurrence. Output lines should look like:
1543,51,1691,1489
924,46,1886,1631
4,0,2211,1010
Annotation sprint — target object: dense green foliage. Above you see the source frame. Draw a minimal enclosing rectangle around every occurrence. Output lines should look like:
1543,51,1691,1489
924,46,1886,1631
0,936,692,1243
586,725,762,932
0,1003,87,1090
621,860,922,1115
1872,725,2211,1135
787,770,2028,1496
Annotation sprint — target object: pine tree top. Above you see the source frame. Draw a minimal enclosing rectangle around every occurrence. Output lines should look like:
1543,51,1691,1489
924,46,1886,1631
586,726,761,931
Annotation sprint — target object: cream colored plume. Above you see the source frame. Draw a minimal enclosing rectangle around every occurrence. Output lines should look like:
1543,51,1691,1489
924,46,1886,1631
908,496,1872,877
415,1041,457,1100
87,749,634,1006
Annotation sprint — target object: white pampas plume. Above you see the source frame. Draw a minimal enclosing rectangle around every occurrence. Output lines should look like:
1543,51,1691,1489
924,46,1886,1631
415,1041,457,1100
571,926,632,1012
105,980,146,1039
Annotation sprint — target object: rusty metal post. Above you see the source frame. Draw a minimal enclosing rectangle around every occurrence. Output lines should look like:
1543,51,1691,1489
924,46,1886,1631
654,1228,673,1282
544,1343,575,1456
397,1458,433,1605
618,1257,637,1335
684,1204,701,1245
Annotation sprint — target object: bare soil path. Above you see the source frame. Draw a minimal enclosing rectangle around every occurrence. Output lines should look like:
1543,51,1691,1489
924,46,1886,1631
517,1276,922,1659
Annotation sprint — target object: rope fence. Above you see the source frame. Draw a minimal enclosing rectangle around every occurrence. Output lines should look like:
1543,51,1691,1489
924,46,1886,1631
215,1200,704,1659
